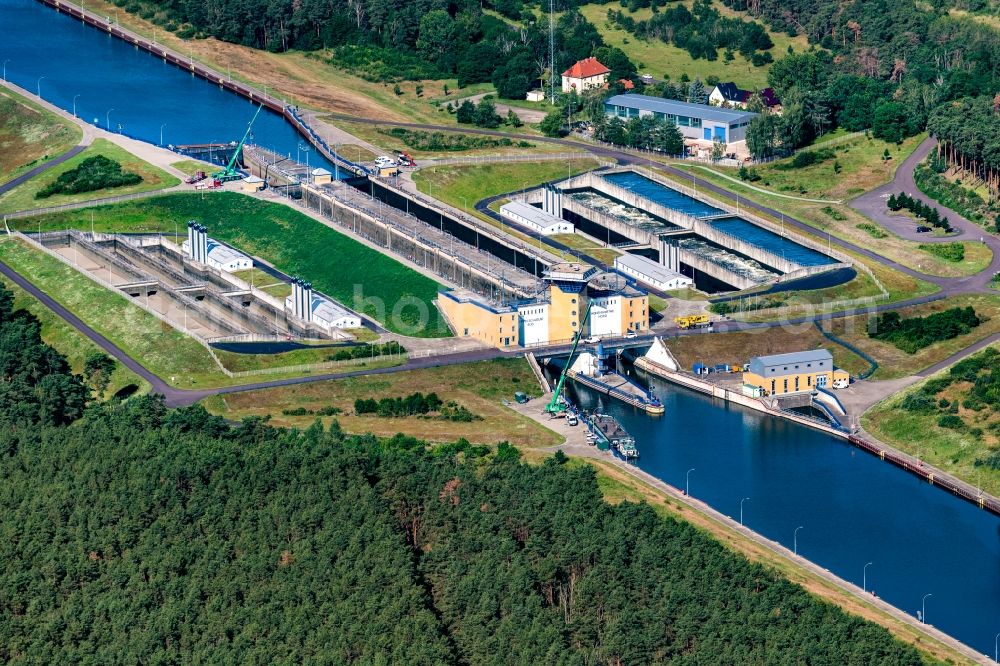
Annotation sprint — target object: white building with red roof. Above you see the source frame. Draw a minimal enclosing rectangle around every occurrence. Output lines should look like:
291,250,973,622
561,57,610,93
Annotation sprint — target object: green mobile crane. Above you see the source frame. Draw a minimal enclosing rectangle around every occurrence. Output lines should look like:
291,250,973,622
544,301,593,415
214,104,263,182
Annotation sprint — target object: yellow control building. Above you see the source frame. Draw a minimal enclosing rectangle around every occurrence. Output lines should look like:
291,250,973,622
438,263,649,348
742,349,850,396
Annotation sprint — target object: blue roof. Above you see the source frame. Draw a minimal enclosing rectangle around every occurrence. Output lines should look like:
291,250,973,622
606,94,757,125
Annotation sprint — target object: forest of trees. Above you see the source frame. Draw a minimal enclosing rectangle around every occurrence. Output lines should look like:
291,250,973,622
0,284,928,663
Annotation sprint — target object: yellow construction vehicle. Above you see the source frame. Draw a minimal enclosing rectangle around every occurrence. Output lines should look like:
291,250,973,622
674,314,711,330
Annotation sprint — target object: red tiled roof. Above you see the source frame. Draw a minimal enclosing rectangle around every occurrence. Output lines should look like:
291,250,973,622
562,57,610,79
619,79,635,90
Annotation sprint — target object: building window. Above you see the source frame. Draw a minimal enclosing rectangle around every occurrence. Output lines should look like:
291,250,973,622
571,298,576,304
807,376,812,386
572,310,577,316
783,379,788,393
794,377,799,391
771,380,775,394
691,117,702,128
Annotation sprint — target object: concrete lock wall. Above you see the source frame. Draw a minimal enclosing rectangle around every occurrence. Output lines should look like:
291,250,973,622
677,248,759,290
560,198,660,247
297,186,502,300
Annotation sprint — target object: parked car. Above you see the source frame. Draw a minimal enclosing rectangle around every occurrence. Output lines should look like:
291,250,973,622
566,415,579,426
625,330,638,339
832,378,850,389
915,225,931,233
514,392,530,404
583,335,601,344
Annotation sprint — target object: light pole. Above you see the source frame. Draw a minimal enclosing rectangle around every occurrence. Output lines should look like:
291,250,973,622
36,76,44,98
863,562,873,593
2,59,9,81
685,468,695,496
740,497,749,526
106,108,114,130
921,593,932,624
159,123,167,147
794,526,804,555
994,632,999,663
73,94,80,117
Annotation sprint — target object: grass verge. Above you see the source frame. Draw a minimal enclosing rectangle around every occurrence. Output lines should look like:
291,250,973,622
0,138,179,214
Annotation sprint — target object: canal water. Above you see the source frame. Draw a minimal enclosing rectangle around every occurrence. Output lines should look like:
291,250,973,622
604,171,723,218
709,216,835,266
1,0,334,170
563,374,1000,656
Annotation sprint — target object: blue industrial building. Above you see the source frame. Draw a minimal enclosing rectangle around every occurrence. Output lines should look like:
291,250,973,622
604,94,757,145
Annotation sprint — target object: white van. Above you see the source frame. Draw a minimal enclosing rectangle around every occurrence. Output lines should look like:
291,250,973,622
375,156,397,167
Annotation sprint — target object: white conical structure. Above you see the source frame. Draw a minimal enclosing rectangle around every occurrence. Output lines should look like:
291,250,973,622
642,337,679,371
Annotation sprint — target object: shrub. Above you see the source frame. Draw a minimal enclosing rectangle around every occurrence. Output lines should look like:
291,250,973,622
856,222,887,238
918,243,965,263
36,155,142,199
937,414,964,430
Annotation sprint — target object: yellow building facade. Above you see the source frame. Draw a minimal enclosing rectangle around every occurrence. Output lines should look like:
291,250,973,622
439,263,650,349
742,349,850,396
438,290,519,348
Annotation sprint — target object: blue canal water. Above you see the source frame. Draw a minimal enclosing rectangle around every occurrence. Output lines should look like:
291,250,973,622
710,216,835,266
564,374,1000,656
604,171,723,217
0,0,334,170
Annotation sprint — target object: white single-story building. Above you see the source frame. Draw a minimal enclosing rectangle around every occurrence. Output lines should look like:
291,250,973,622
604,94,757,145
242,174,265,192
526,89,546,102
284,292,362,331
615,253,693,291
181,238,253,273
517,302,550,347
500,200,574,235
311,167,332,185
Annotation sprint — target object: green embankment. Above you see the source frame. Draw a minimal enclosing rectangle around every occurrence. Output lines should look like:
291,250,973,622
16,192,450,337
0,86,81,184
0,139,179,213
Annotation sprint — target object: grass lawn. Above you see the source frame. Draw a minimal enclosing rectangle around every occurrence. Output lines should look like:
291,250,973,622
716,133,925,201
663,326,871,377
331,120,572,160
662,164,981,279
414,159,597,214
577,2,808,90
414,160,599,260
0,236,227,387
170,159,214,176
826,294,1000,379
0,274,147,397
201,358,560,447
549,232,622,266
0,139,180,214
863,355,1000,499
213,346,404,374
15,192,450,337
0,86,81,184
